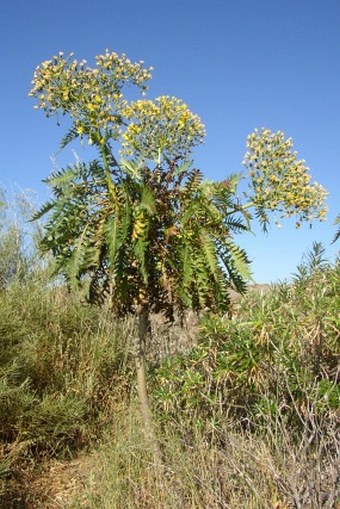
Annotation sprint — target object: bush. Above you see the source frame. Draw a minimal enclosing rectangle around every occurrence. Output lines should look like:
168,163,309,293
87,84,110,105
151,245,340,430
0,276,135,509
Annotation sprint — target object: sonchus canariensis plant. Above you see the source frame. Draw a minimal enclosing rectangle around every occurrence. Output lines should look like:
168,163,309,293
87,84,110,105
30,51,328,454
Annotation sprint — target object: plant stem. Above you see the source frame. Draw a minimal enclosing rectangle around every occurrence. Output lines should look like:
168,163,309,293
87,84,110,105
135,304,163,468
100,143,117,202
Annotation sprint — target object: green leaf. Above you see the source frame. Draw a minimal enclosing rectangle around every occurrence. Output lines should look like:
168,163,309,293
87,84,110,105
200,230,218,282
44,164,82,188
140,185,156,214
105,213,120,266
178,240,193,305
60,125,80,149
120,158,144,179
135,239,148,283
225,240,252,281
65,225,89,286
30,200,55,221
173,159,192,176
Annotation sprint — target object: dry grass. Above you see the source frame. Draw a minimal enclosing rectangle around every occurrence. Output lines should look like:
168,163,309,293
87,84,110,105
62,400,339,509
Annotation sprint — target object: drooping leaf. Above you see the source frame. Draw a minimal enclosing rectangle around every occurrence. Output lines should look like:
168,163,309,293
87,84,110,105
65,225,89,286
200,230,219,282
225,240,252,282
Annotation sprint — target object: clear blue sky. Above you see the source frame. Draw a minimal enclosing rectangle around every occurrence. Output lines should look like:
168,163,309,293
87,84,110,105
1,0,339,282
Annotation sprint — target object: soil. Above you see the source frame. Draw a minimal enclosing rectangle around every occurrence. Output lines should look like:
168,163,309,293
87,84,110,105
1,455,91,509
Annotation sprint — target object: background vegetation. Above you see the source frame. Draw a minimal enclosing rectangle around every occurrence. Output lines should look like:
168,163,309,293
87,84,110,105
0,192,339,508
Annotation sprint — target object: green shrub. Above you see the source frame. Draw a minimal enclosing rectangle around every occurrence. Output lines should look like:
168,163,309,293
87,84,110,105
0,277,133,466
151,246,340,430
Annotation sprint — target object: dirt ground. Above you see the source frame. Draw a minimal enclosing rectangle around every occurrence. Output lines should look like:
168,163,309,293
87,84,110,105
1,455,92,509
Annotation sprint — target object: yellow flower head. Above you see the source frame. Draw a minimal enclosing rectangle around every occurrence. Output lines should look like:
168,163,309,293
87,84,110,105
121,96,205,162
243,128,328,226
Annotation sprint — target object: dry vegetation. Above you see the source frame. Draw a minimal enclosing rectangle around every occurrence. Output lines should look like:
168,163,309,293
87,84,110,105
0,197,339,508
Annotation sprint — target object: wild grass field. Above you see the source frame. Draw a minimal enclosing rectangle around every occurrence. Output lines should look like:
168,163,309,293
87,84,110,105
0,196,339,508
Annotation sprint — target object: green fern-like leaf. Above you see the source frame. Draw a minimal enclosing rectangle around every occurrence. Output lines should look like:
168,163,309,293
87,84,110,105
105,213,121,267
184,169,203,194
195,256,210,308
179,240,193,305
224,214,250,234
225,241,252,282
181,201,201,225
200,230,219,282
30,200,55,221
43,164,83,188
60,125,80,149
135,235,149,284
140,186,156,214
173,159,192,176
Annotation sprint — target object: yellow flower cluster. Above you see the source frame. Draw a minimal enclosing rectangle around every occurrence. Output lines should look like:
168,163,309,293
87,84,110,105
30,53,205,160
96,50,152,91
29,51,152,142
243,129,328,225
121,96,205,162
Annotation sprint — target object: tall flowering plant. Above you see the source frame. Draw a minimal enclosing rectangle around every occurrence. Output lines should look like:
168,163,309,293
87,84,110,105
30,51,328,457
